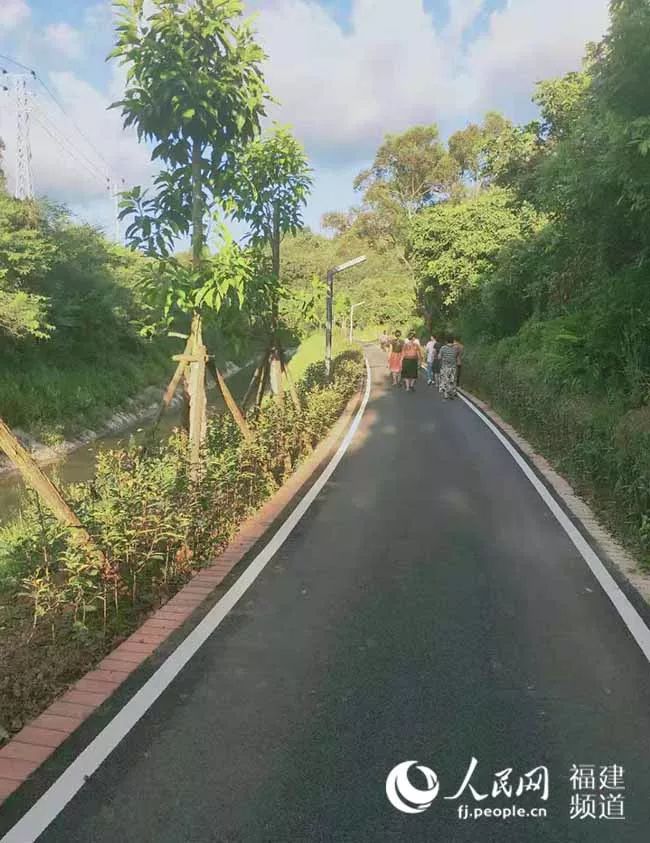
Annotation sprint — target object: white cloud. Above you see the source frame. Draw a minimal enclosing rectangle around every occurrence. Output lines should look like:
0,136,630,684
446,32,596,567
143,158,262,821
84,2,113,32
0,0,30,31
462,0,612,111
0,0,613,234
1,69,153,217
44,22,84,60
249,0,610,162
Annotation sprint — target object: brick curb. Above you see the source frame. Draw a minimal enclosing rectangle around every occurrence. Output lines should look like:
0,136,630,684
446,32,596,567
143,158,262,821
0,379,366,805
459,387,650,608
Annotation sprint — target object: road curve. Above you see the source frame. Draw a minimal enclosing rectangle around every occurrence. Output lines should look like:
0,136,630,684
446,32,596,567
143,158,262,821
5,346,650,842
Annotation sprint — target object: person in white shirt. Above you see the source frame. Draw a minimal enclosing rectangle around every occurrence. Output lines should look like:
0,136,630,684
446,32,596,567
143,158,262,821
424,335,438,386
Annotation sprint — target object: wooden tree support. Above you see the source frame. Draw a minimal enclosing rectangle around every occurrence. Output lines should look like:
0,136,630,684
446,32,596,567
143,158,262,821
242,347,270,411
149,335,193,436
256,354,270,408
0,418,104,564
244,340,301,413
187,314,207,475
151,327,253,449
207,359,252,441
278,342,301,412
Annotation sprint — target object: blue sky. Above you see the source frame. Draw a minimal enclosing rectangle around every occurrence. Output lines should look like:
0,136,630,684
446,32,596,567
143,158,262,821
0,0,611,239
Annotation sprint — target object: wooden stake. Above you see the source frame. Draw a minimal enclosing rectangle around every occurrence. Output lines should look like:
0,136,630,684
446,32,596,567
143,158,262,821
270,347,284,402
242,349,269,410
207,359,252,442
187,314,207,475
0,418,104,562
151,336,191,433
256,355,270,408
279,347,301,412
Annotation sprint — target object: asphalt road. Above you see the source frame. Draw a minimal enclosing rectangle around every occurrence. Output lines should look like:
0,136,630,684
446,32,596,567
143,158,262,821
15,347,650,841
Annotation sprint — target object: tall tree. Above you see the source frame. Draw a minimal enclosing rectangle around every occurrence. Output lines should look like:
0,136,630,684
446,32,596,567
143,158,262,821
111,0,268,462
449,112,513,194
227,125,312,406
408,188,538,325
353,125,459,254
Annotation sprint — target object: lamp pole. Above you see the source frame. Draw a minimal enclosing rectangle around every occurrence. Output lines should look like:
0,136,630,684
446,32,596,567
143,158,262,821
325,255,366,378
349,301,365,343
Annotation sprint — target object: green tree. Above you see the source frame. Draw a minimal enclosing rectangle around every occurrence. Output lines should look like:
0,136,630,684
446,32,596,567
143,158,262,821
226,125,312,405
0,193,55,339
228,126,312,331
111,0,269,459
352,125,459,255
408,188,539,324
449,112,513,194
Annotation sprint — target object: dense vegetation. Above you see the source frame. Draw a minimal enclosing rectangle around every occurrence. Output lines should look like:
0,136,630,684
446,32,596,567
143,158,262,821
0,187,172,440
0,348,363,734
319,1,650,566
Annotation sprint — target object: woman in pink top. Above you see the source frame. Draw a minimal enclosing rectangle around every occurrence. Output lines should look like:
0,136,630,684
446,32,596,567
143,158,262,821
387,330,404,386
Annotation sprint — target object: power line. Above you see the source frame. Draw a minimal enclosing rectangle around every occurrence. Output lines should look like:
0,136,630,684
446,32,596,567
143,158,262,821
32,101,111,184
0,57,125,240
31,110,110,187
0,54,35,75
0,53,118,181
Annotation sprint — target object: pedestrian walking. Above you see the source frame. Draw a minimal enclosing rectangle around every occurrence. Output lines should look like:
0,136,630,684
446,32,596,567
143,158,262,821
401,331,422,392
433,335,442,387
388,330,404,386
438,335,459,399
379,326,390,352
453,336,464,386
424,335,438,385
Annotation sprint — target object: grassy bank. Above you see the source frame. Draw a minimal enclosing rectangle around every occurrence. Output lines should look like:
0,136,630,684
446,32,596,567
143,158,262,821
463,341,650,573
0,341,173,443
0,333,265,445
288,331,358,382
0,349,364,737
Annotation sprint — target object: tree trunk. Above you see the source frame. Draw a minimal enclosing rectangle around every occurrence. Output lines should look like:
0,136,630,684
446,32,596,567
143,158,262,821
270,347,283,401
256,355,270,407
270,201,283,401
187,139,208,472
0,418,103,562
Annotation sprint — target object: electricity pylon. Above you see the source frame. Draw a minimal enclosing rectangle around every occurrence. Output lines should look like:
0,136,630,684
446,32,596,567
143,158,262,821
14,74,34,200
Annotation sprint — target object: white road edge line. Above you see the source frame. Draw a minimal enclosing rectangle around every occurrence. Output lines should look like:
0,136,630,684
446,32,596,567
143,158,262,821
459,392,650,665
1,359,373,843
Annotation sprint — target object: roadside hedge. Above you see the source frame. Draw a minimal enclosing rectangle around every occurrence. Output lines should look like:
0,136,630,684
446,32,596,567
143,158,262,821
463,343,650,572
0,349,364,737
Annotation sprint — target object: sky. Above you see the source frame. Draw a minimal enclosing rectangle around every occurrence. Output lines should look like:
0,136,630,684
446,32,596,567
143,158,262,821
0,0,612,240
